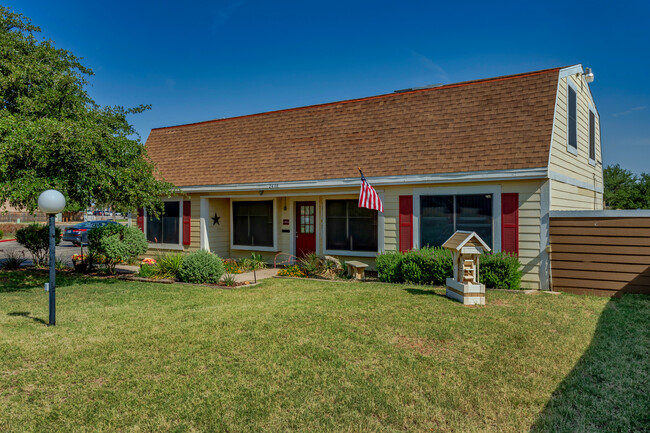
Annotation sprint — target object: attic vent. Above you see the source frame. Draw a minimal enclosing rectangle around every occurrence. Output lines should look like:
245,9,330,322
394,83,444,93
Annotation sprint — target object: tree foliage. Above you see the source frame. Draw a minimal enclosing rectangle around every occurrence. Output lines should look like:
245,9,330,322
0,6,175,213
603,164,650,209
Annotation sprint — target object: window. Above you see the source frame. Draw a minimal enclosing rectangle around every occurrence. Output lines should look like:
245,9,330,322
567,83,577,153
326,200,378,252
146,201,180,244
420,194,493,248
233,201,274,247
589,110,596,162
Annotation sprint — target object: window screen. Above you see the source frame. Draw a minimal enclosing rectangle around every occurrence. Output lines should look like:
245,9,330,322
233,201,274,247
420,194,493,248
146,201,180,244
326,200,377,251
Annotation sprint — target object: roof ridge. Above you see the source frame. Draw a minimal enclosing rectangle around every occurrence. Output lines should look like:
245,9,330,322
152,66,561,132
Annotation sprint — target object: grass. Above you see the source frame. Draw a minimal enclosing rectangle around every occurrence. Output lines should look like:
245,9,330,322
0,271,648,432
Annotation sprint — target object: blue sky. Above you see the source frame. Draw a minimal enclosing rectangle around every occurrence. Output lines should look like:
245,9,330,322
5,0,650,174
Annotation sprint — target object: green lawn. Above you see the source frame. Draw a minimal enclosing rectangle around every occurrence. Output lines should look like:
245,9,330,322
1,271,648,432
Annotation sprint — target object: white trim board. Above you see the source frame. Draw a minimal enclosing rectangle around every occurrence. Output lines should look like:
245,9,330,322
550,210,650,218
180,167,548,193
549,171,604,193
229,197,279,252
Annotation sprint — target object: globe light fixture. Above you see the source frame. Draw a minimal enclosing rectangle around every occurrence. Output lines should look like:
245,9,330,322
38,189,66,214
38,189,66,326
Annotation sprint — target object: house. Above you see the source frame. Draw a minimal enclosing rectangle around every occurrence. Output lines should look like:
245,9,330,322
142,65,603,290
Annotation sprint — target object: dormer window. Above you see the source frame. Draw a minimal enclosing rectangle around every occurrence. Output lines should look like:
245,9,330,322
567,82,578,154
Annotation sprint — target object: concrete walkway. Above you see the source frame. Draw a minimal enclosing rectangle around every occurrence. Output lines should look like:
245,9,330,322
114,264,279,283
230,268,279,283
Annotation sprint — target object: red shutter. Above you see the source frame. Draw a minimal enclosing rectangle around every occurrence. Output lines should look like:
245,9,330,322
399,195,413,252
136,208,144,232
501,193,519,255
183,201,191,246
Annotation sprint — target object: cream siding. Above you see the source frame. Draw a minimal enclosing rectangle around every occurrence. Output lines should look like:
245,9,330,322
550,180,603,210
549,71,604,210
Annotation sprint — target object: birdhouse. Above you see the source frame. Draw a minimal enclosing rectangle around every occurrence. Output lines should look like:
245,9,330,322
442,231,491,305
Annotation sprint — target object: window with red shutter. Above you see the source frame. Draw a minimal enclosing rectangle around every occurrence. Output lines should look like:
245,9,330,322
501,193,519,255
136,208,144,232
183,201,191,246
399,195,413,252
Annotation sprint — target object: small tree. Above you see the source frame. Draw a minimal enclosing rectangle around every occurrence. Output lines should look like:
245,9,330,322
245,252,267,284
15,223,61,266
88,225,148,274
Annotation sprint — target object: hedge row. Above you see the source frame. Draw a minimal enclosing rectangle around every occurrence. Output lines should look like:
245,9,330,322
376,247,522,290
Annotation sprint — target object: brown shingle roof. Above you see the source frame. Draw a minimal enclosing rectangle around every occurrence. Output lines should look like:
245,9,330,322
146,67,559,187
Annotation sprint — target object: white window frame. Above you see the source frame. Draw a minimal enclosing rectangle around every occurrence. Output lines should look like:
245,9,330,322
413,185,501,252
566,79,578,156
230,198,278,252
588,103,597,166
143,197,184,250
322,195,384,258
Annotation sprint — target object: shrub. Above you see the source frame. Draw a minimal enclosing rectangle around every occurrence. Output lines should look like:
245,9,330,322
137,264,157,278
88,224,148,274
376,247,453,285
178,250,224,284
0,229,3,239
278,264,306,278
0,223,22,237
15,223,61,266
221,272,238,286
479,252,522,290
1,248,26,270
376,251,403,283
154,252,184,279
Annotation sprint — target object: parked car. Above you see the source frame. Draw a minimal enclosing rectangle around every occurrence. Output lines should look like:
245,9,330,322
62,220,120,246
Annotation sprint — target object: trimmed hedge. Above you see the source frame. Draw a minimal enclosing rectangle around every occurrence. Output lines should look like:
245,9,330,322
376,248,522,289
478,252,522,290
178,250,224,284
376,247,453,285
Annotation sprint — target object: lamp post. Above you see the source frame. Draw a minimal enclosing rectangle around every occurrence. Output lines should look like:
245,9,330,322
38,190,66,326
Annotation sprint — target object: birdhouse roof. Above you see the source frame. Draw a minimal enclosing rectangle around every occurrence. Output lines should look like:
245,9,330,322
442,231,491,252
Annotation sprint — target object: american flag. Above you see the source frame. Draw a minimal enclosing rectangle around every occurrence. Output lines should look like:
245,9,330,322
358,168,384,212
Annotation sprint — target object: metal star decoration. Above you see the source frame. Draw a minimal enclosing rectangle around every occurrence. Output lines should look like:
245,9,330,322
211,212,221,225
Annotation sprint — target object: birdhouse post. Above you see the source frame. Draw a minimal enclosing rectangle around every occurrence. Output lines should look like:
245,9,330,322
442,231,491,305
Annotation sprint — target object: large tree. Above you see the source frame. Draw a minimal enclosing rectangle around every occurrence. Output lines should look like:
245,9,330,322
0,7,174,213
603,164,650,209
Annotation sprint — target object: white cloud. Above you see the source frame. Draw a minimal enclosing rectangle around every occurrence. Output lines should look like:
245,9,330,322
409,50,449,83
612,106,647,117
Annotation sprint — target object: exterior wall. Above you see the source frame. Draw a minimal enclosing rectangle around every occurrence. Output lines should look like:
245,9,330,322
549,70,604,210
187,180,544,289
550,179,603,210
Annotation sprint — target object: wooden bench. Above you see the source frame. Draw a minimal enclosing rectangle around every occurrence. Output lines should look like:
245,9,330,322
345,260,369,280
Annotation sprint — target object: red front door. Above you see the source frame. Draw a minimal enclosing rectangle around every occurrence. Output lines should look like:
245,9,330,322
295,201,316,258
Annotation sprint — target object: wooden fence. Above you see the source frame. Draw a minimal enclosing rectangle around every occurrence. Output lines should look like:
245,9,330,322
549,211,650,296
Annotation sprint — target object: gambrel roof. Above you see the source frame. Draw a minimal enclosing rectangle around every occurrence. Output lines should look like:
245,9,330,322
146,67,560,188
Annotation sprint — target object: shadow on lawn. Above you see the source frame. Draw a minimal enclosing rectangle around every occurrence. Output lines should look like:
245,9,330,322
0,270,120,293
404,287,446,297
7,311,47,324
531,293,650,432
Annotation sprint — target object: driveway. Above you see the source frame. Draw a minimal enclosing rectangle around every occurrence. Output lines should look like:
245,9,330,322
0,240,82,267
